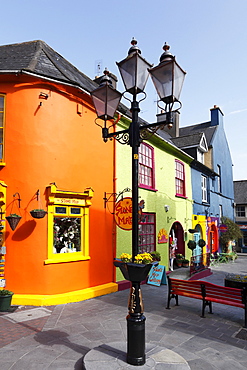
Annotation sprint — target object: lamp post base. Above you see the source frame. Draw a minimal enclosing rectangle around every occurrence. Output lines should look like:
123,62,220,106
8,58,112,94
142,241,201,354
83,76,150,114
127,313,146,365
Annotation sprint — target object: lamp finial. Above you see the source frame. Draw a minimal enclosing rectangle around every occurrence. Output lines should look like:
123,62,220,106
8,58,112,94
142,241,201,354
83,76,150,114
160,42,174,63
128,38,141,55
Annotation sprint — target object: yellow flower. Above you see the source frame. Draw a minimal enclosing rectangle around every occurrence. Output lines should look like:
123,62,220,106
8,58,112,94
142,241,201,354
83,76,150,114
119,252,153,264
120,253,132,262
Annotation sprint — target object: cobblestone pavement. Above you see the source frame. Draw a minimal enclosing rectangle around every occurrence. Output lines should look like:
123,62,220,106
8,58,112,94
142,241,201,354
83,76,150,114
0,256,246,369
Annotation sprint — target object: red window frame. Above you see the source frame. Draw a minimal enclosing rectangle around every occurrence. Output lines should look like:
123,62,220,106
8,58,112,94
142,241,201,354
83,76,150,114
175,160,186,197
138,212,156,253
139,143,155,190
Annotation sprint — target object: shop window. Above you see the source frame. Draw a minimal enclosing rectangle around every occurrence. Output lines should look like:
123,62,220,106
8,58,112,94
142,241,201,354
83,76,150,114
45,185,93,264
139,143,155,190
54,207,82,254
175,160,186,197
139,213,156,253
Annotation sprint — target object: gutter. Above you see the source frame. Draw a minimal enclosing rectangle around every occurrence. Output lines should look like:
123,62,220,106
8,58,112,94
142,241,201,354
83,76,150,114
0,70,91,96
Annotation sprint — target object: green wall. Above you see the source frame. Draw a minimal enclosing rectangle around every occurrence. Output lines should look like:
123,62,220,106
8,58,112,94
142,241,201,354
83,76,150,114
115,120,193,281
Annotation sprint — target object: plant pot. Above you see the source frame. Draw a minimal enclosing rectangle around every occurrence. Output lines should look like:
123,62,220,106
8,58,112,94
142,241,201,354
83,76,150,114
176,260,183,268
182,262,189,268
114,260,158,282
225,279,247,289
6,216,22,231
0,294,13,311
30,210,47,219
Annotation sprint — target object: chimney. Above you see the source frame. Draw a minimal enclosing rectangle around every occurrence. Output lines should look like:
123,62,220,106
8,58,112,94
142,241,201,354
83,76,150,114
94,72,118,90
156,111,180,137
210,105,224,126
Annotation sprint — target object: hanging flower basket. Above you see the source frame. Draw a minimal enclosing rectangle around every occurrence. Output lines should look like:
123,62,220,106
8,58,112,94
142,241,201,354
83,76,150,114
30,209,47,219
6,214,22,231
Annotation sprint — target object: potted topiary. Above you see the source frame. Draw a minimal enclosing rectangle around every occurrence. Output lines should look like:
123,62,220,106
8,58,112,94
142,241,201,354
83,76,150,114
6,214,22,231
0,289,14,311
30,209,47,219
198,239,206,248
187,240,196,251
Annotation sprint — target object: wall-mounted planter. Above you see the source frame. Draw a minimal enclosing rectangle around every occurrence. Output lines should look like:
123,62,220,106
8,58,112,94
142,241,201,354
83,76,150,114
6,215,22,231
30,209,47,219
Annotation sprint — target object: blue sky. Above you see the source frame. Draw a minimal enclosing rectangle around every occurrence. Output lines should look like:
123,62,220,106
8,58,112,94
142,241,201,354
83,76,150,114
1,0,247,180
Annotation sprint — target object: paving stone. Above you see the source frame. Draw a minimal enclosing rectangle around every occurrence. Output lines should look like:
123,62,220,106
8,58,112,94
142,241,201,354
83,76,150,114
0,257,247,369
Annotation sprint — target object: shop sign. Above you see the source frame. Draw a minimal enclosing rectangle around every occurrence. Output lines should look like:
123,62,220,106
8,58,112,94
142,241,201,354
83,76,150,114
147,265,167,286
114,197,132,230
55,198,85,206
158,228,168,244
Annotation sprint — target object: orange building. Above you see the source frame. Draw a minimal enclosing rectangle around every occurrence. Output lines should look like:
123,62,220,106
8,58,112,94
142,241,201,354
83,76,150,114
0,40,117,305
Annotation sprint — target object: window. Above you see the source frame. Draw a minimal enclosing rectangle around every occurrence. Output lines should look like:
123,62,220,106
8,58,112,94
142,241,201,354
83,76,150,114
236,206,246,218
197,149,204,164
0,95,5,162
217,165,222,193
219,205,223,218
139,213,156,253
139,143,155,190
175,160,186,197
45,185,93,264
54,207,82,253
201,175,207,202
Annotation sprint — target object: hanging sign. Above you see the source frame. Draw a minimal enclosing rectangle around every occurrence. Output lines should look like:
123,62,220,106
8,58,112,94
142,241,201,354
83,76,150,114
114,198,146,230
147,265,167,286
114,197,132,230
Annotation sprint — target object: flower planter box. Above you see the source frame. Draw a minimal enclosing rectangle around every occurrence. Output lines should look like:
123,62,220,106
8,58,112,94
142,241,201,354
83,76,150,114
114,260,158,282
225,279,247,289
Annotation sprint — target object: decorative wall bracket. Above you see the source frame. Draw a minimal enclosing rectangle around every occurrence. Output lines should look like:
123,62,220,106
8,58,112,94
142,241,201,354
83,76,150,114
13,192,21,208
167,216,176,223
103,187,131,212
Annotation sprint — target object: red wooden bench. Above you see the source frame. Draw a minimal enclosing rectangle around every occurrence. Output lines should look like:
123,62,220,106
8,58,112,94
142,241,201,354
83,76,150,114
166,277,247,327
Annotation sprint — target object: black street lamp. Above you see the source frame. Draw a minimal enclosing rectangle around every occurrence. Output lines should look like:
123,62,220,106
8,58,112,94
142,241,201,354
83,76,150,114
91,39,185,366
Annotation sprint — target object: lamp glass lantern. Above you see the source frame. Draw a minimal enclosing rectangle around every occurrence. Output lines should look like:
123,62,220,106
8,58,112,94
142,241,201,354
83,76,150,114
117,48,152,95
91,82,122,121
149,54,186,104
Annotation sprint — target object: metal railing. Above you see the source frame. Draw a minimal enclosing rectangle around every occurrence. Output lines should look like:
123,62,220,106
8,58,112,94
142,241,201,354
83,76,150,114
189,253,211,276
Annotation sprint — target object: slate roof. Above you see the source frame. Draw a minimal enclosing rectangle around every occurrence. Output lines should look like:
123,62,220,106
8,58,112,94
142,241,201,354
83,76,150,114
234,181,247,204
0,40,97,93
179,121,217,147
171,132,204,149
0,40,216,157
0,40,133,120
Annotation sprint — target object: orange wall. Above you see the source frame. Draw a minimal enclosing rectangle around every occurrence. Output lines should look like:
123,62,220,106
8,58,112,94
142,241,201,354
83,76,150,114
0,74,115,295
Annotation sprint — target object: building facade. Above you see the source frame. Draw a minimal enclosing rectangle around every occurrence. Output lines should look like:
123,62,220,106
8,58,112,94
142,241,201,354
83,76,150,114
234,180,247,251
0,40,117,305
171,107,234,256
114,117,193,286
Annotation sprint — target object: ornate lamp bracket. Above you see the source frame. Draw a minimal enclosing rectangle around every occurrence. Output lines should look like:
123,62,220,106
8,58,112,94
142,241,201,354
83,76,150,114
103,187,131,212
